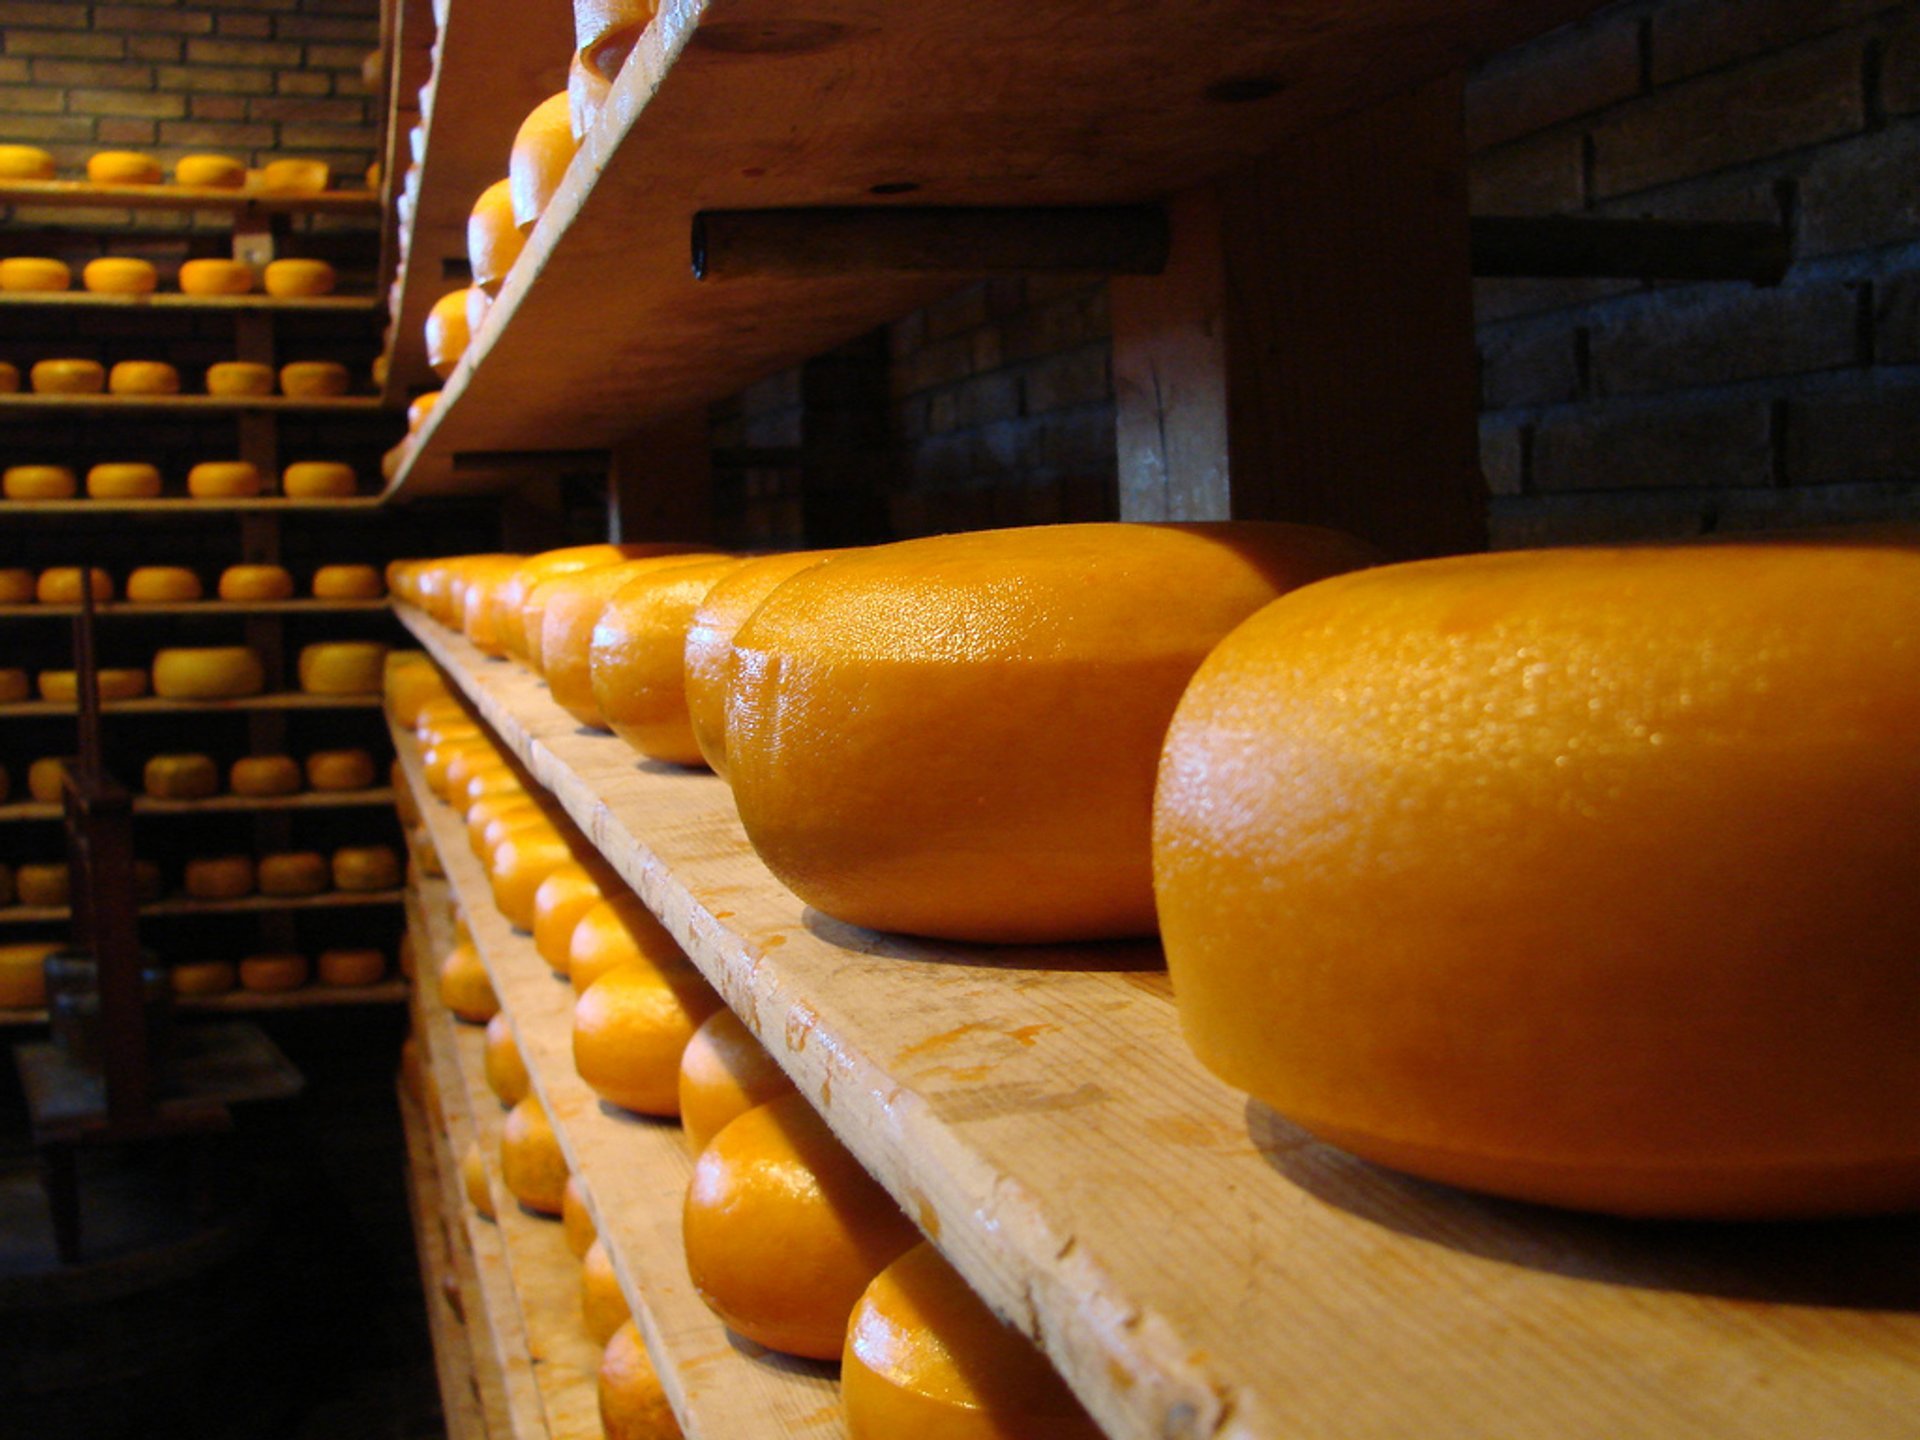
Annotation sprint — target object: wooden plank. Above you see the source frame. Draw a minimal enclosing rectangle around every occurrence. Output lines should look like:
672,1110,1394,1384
0,601,390,618
0,499,386,516
0,983,407,1027
0,394,386,415
405,607,1920,1440
0,790,396,823
392,712,845,1440
0,179,382,215
0,292,378,313
0,694,384,717
0,889,404,925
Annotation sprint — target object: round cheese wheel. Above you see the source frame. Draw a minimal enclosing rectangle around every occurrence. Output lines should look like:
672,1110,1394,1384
685,551,832,778
185,855,255,899
406,390,440,433
230,754,301,796
461,1142,495,1218
0,570,31,602
28,757,70,803
540,555,726,722
573,0,649,80
599,1323,678,1440
468,794,539,859
364,156,380,188
16,863,69,908
508,92,575,232
217,564,294,601
727,523,1380,942
591,557,748,765
281,461,355,498
332,844,400,891
205,362,274,398
0,361,17,393
170,959,237,996
298,640,388,694
0,256,71,292
383,652,444,726
173,154,245,189
305,748,375,791
0,670,28,703
36,567,112,603
280,361,349,398
568,895,687,996
467,178,525,291
187,461,262,498
573,961,723,1116
259,159,328,195
531,863,601,974
152,646,266,699
31,359,106,395
425,288,474,379
317,948,384,987
1157,538,1920,1219
484,1012,531,1106
143,753,219,799
177,258,253,296
459,555,524,654
83,258,158,295
108,360,180,396
370,351,390,390
262,258,337,298
5,465,78,500
88,462,164,499
0,943,58,1008
440,941,498,1023
87,150,162,185
561,1174,595,1257
493,545,668,662
500,1096,568,1214
490,830,584,930
258,851,328,896
240,953,309,992
40,669,147,702
125,565,203,603
580,1238,630,1343
464,285,492,341
311,564,383,600
0,144,55,181
679,1007,797,1155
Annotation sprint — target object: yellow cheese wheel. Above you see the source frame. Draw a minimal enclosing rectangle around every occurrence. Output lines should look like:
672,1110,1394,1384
678,1008,797,1156
370,351,390,390
580,1238,630,1343
0,570,30,602
187,461,263,499
40,668,147,702
259,158,328,195
1157,539,1920,1220
440,941,498,1023
530,864,602,974
280,361,349,398
258,851,328,897
461,1141,495,1218
281,461,356,498
173,154,245,189
459,556,524,654
425,288,474,379
598,1323,679,1440
0,257,71,292
262,258,335,298
591,557,749,766
36,567,112,603
108,360,180,396
490,829,582,931
88,462,164,499
240,952,310,992
508,92,576,231
383,652,445,726
298,640,388,694
483,1012,531,1106
305,748,375,791
0,145,56,181
28,757,70,803
467,178,524,292
332,844,400,891
317,948,384,987
573,0,650,81
83,258,158,295
170,959,237,996
178,258,254,296
31,359,106,395
143,753,218,799
17,863,70,908
311,564,384,600
5,465,78,500
493,545,678,662
0,361,16,392
206,362,274,398
573,961,722,1116
0,670,27,703
0,943,58,1008
540,555,727,722
185,855,255,899
88,150,162,185
152,646,266,699
407,390,441,433
684,551,833,778
500,1095,568,1215
125,565,203,603
217,564,294,601
230,754,301,796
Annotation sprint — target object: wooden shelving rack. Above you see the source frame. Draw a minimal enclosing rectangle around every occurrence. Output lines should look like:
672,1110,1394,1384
0,978,410,1030
0,788,395,823
0,888,404,926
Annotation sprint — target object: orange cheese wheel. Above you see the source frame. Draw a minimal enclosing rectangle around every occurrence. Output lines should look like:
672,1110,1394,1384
88,463,164,500
40,668,146,702
0,570,31,602
332,844,400,892
240,952,310,992
532,863,604,975
464,285,491,342
562,1175,596,1259
538,555,726,723
440,941,498,1023
17,864,70,908
406,390,440,433
0,943,58,1008
467,794,539,859
87,150,162,184
598,1322,679,1440
0,670,27,703
574,962,723,1116
83,258,158,295
31,359,106,394
567,895,687,995
383,652,444,725
495,546,664,661
5,465,78,500
484,1012,531,1107
489,829,580,931
580,1238,630,1344
480,814,553,875
186,855,255,899
445,554,523,630
187,461,262,498
259,158,328,195
573,0,650,81
143,753,218,799
461,1142,495,1219
591,558,748,766
0,362,15,393
306,749,375,791
279,361,349,398
217,564,294,601
37,566,112,603
0,257,70,293
108,360,179,396
298,640,388,694
425,288,474,379
508,92,576,231
459,555,524,655
317,948,385,987
263,259,335,298
152,646,265,699
281,461,356,498
423,735,488,799
28,757,70,803
173,154,245,189
500,1095,568,1215
467,178,525,291
679,1008,797,1155
170,960,237,997
685,551,832,777
258,851,329,896
230,755,301,796
0,145,56,180
205,362,274,398
178,258,253,296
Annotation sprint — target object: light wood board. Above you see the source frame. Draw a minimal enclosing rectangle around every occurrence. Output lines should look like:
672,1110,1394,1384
0,789,395,823
404,608,1920,1440
0,499,384,516
0,292,377,313
0,394,385,415
0,888,403,925
0,179,381,215
0,601,390,618
0,981,409,1029
0,694,383,717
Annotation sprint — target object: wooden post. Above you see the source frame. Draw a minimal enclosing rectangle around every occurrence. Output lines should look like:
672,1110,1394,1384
1111,74,1485,559
609,408,713,543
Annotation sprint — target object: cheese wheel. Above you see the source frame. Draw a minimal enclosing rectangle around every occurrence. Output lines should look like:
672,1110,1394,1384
205,362,274,398
311,563,384,600
259,158,328,195
679,1008,797,1155
532,864,604,975
317,948,384,987
573,0,649,80
174,154,245,189
468,793,539,858
591,557,749,765
0,362,16,393
383,652,445,726
88,463,164,500
152,646,266,699
567,51,610,141
83,258,158,295
0,943,58,1008
684,551,833,778
440,941,498,1023
217,564,294,601
258,851,328,896
170,959,237,996
464,285,491,341
494,545,677,662
468,178,525,291
332,844,400,891
539,555,727,722
500,1096,569,1215
17,863,70,908
31,359,106,395
125,565,202,602
728,522,1381,943
279,361,349,398
298,640,388,694
568,894,687,995
186,855,254,899
0,256,70,292
40,668,147,702
580,1238,630,1343
281,461,356,498
371,351,390,390
489,830,580,930
177,258,254,296
459,556,525,655
1159,540,1920,1220
87,150,162,185
28,757,70,803
445,554,523,631
425,289,474,379
143,753,218,799
37,567,112,603
108,360,180,396
230,754,301,796
573,961,723,1116
407,390,441,433
562,1174,596,1258
0,670,27,703
598,1323,678,1440
0,145,55,181
0,570,31,602
483,1012,531,1107
262,258,336,298
305,748,375,791
187,461,262,499
240,953,310,992
461,1142,495,1218
5,465,78,500
508,93,576,231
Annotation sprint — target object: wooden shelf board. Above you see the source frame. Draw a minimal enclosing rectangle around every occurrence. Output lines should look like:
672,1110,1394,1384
393,714,844,1440
0,292,379,314
0,600,390,618
0,693,383,717
404,607,1920,1440
0,889,405,924
0,498,385,516
0,982,408,1028
0,789,397,823
0,394,387,415
0,179,382,215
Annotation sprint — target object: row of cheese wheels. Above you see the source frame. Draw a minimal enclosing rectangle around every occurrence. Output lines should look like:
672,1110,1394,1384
0,255,336,298
0,941,389,1008
0,845,400,909
397,664,1099,1440
0,459,360,501
0,358,354,399
2,560,381,602
0,145,333,194
0,641,390,704
395,525,1920,1222
3,750,380,806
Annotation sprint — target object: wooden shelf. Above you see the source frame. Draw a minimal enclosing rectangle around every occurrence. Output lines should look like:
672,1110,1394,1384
0,789,397,824
0,292,379,314
0,600,390,618
0,981,408,1028
0,393,387,416
0,693,383,717
393,713,842,1440
403,606,1920,1440
0,888,405,925
0,179,382,216
0,498,384,517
